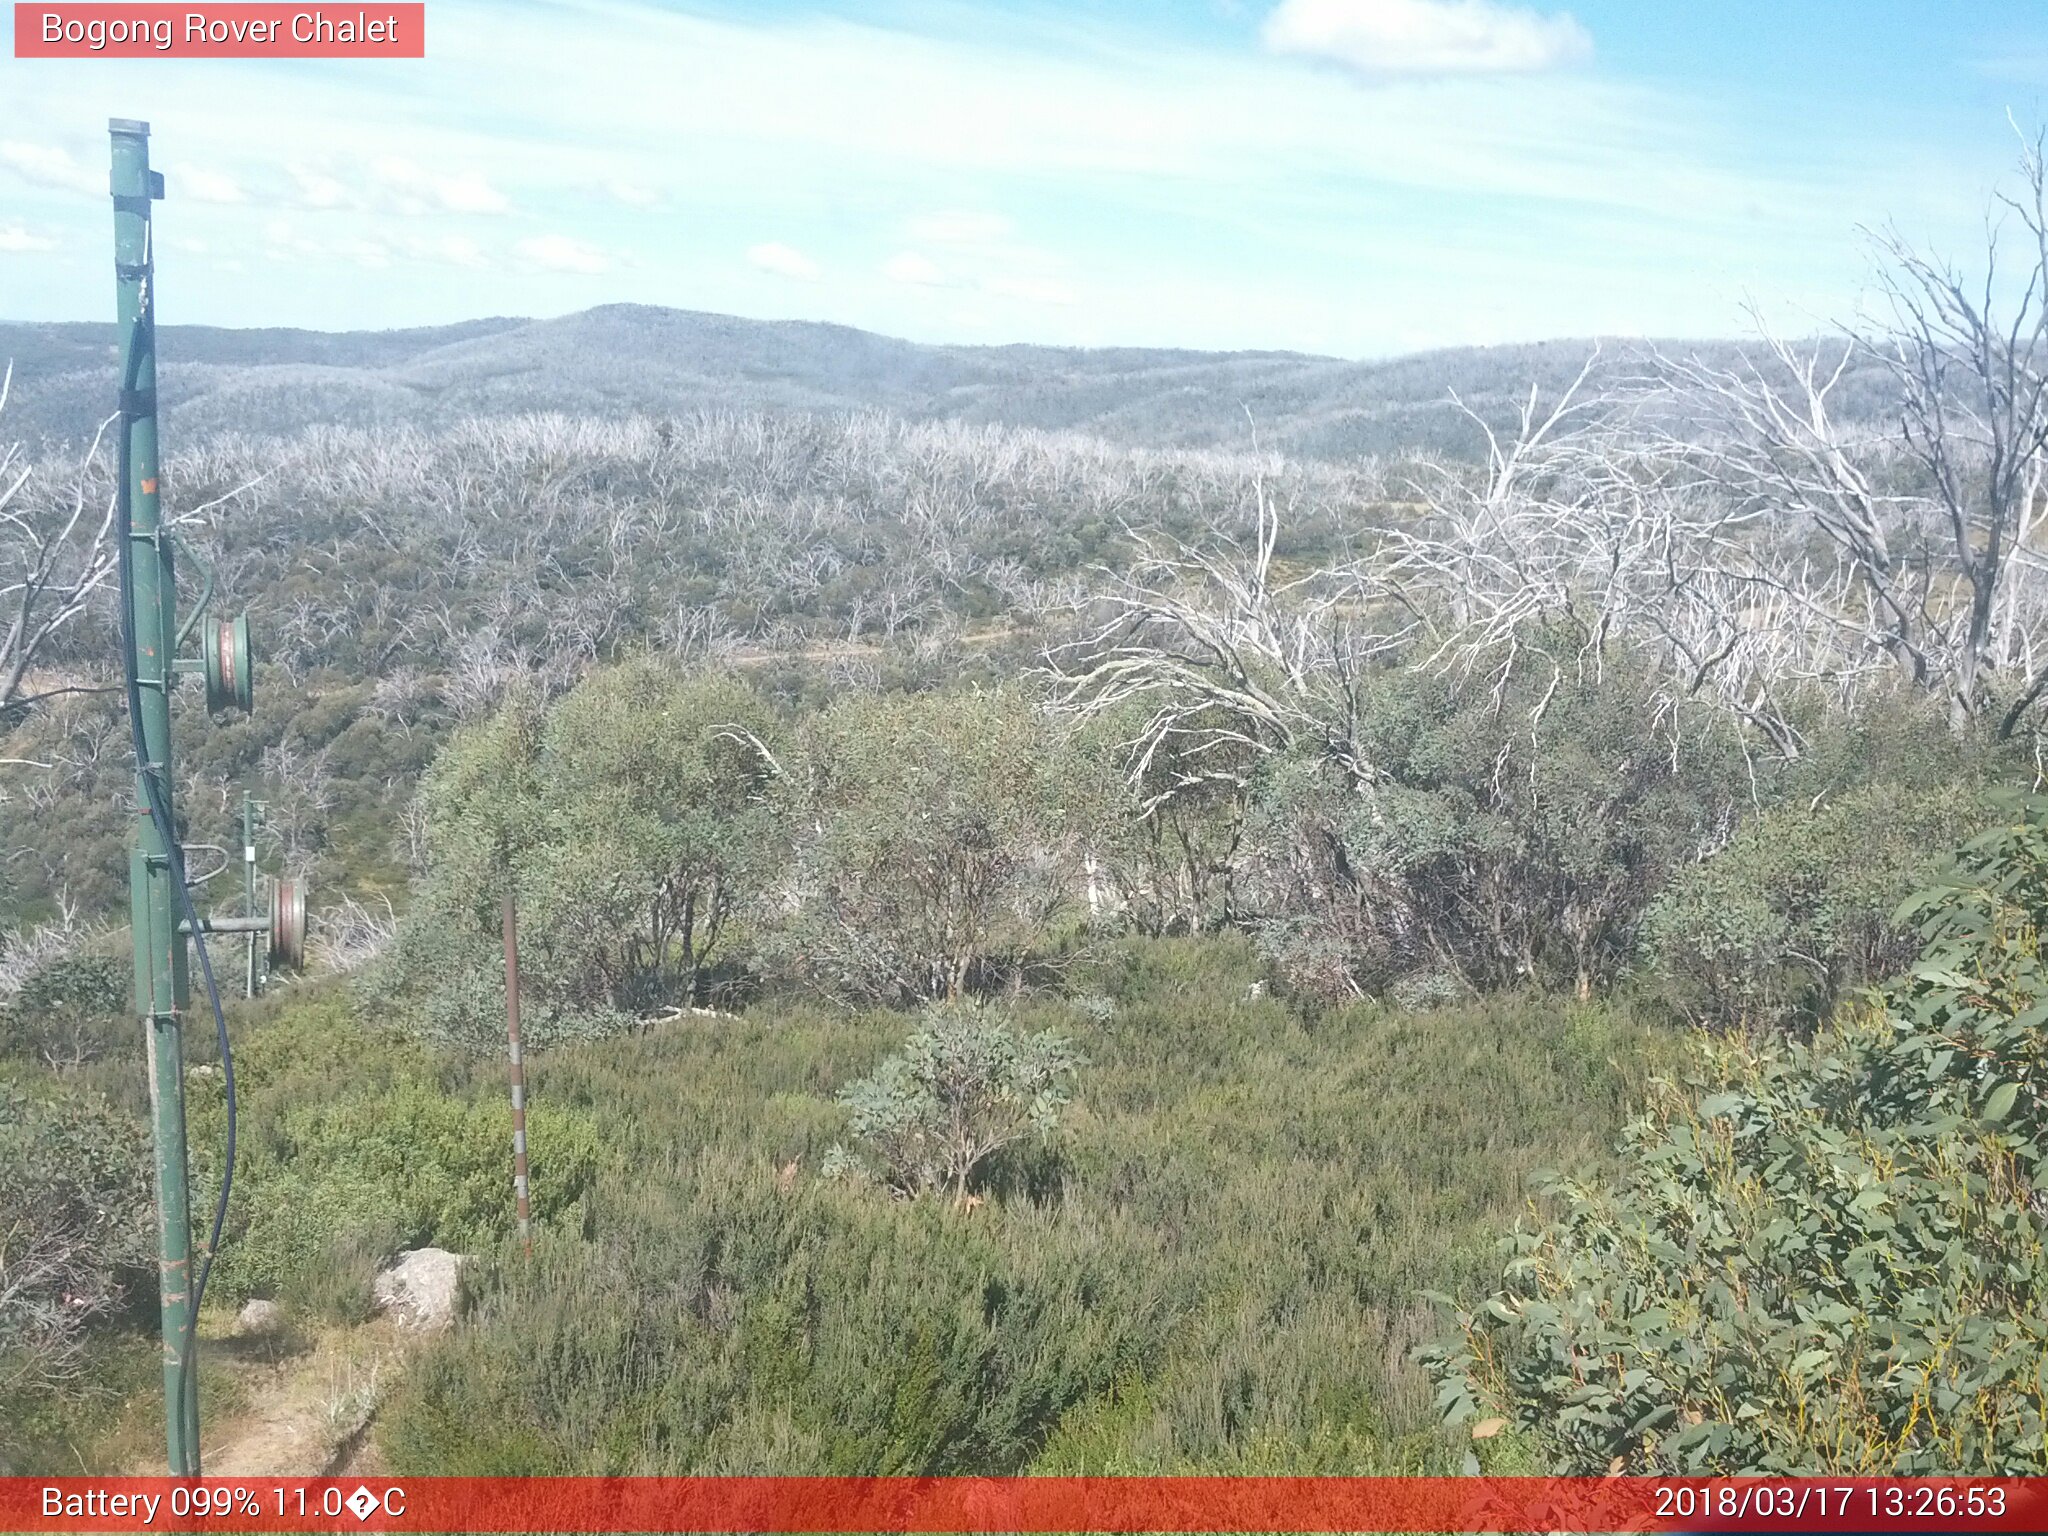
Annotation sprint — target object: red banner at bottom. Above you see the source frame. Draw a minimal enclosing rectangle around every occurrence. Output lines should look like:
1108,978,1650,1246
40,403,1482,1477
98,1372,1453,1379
4,1477,2045,1533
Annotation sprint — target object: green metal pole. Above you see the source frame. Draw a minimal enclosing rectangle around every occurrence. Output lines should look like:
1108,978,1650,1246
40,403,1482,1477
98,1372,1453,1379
242,792,257,999
112,117,200,1478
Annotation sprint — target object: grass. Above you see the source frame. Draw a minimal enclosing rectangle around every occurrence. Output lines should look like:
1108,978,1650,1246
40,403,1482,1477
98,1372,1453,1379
3,934,1680,1477
361,933,1680,1475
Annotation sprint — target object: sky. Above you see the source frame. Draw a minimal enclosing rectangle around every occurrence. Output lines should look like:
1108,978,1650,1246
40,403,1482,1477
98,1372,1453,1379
2,0,2047,356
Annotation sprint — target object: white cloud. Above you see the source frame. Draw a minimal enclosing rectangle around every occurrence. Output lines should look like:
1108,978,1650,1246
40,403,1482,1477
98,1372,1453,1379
285,165,351,210
0,141,98,195
748,241,822,281
431,235,489,269
985,275,1074,306
176,166,246,204
371,156,511,214
908,210,1014,244
1262,0,1592,77
261,219,321,262
608,180,662,208
390,233,490,269
0,225,58,253
883,251,948,286
335,238,392,270
435,170,512,215
516,234,610,274
261,218,490,272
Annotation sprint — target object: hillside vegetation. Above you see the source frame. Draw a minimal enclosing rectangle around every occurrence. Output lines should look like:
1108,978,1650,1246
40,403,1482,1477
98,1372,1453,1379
11,154,2048,1478
0,306,1895,459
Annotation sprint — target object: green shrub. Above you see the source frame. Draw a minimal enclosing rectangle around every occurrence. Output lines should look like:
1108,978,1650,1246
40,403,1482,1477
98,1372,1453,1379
184,997,609,1310
1642,780,1995,1031
383,661,778,1048
825,1005,1082,1201
0,951,129,1070
1426,800,2048,1473
763,687,1106,1003
379,1163,1167,1475
381,936,1674,1476
1239,650,1747,1003
0,1074,151,1430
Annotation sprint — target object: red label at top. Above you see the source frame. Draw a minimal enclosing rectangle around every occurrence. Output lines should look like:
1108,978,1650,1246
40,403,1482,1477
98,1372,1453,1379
14,4,426,56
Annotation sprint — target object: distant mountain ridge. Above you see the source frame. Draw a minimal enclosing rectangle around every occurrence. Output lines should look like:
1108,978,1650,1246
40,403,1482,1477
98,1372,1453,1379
0,303,1867,460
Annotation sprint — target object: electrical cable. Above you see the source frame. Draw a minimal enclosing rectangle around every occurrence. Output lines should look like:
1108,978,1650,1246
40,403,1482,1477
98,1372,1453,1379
114,281,236,1460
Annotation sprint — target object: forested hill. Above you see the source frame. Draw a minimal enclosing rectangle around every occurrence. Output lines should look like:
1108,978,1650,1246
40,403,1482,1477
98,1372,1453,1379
0,305,1857,459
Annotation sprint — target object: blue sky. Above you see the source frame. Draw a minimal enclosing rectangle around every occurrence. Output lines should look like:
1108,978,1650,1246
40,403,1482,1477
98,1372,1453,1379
1,0,2046,355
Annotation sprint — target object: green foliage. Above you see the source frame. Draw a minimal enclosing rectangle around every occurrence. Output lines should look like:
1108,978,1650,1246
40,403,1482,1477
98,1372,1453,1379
184,995,609,1320
527,661,778,1011
0,1072,151,1440
1230,657,2015,1017
1426,799,2048,1474
380,1168,1165,1475
1073,702,1253,936
1,670,443,939
0,950,129,1069
827,1005,1082,1200
379,935,1675,1475
766,688,1105,1003
1643,778,1995,1030
385,661,778,1047
1243,652,1748,1002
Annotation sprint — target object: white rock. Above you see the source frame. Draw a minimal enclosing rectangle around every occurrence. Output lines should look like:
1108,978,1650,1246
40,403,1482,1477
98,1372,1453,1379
236,1298,285,1336
371,1247,470,1333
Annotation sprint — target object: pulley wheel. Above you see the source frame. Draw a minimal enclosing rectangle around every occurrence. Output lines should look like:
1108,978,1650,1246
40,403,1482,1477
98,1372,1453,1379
204,612,253,713
268,877,307,970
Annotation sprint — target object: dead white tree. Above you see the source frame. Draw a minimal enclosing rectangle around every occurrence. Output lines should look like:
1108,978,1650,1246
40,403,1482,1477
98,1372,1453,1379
1650,128,2048,737
308,892,398,973
1874,129,2048,733
1378,354,1619,679
0,369,120,715
259,738,335,876
1383,363,1907,759
1049,471,1409,806
1053,346,1930,789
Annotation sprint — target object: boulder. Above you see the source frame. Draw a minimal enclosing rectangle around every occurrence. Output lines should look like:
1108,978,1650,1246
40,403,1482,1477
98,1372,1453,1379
236,1298,285,1337
371,1247,470,1333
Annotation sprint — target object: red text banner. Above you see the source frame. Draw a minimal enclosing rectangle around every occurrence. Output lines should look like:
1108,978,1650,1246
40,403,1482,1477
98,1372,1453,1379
4,1477,2048,1534
13,5,425,58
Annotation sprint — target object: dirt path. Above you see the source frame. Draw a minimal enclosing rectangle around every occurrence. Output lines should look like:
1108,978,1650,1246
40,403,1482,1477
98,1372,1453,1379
177,1318,411,1478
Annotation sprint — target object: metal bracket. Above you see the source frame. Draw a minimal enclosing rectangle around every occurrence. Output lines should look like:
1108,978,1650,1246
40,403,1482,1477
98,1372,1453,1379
171,533,215,650
110,183,162,213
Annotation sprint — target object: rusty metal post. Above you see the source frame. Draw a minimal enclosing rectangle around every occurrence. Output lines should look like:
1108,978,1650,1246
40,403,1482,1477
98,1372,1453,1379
502,888,532,1254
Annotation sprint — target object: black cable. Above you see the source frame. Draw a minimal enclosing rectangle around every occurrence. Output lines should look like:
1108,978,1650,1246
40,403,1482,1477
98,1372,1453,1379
114,302,236,1458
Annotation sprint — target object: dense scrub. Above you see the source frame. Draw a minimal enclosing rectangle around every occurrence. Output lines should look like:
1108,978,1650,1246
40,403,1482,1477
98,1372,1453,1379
180,997,609,1322
375,652,2013,1045
0,408,1393,936
1431,802,2048,1474
376,937,1676,1474
1,640,2025,1477
0,931,1674,1473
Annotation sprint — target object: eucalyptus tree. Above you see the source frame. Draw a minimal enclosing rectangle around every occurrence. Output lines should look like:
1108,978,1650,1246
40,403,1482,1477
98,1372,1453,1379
767,687,1106,1005
386,660,780,1048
